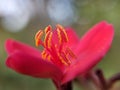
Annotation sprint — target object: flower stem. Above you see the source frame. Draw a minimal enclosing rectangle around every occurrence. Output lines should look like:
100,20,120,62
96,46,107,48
95,69,108,90
88,69,108,90
57,81,72,90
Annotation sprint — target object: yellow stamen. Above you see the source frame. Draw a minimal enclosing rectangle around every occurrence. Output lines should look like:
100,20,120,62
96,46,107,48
41,50,51,60
41,50,47,59
45,25,52,34
66,48,76,59
57,28,62,44
35,25,74,66
35,30,44,46
57,24,69,42
35,30,43,40
44,31,53,48
35,39,40,47
58,53,69,66
47,32,53,48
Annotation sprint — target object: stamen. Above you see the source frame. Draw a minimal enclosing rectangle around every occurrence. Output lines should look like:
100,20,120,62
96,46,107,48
35,30,44,46
41,50,47,59
56,24,69,43
45,25,52,34
44,31,53,48
66,48,76,59
47,55,51,61
58,53,69,66
35,25,74,67
57,28,62,44
60,52,71,65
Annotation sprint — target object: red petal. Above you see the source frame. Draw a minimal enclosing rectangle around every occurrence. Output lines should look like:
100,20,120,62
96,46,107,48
62,21,114,84
6,51,63,80
5,39,40,57
76,21,114,55
65,27,79,47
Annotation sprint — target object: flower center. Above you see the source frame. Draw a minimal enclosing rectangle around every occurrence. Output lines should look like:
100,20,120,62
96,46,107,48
35,24,76,66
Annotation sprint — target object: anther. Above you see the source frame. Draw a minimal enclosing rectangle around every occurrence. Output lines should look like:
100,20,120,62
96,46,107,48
44,31,53,48
35,30,44,46
56,24,69,43
45,25,52,34
57,28,62,44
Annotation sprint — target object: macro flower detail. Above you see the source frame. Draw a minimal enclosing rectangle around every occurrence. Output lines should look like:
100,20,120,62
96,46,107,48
35,24,77,69
5,21,114,86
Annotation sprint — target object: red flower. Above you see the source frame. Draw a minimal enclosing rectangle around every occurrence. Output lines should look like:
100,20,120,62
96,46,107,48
5,21,114,85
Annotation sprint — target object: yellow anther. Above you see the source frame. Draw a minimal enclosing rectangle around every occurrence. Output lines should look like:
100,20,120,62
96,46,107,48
44,31,53,48
45,25,52,34
35,39,40,47
56,24,69,43
57,28,62,44
47,32,53,48
35,30,43,40
35,30,44,46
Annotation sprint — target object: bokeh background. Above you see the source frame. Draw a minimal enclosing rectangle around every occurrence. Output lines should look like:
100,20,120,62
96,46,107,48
0,0,120,90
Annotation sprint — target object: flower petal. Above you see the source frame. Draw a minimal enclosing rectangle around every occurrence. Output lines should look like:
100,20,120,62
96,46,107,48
5,39,40,56
65,27,79,47
62,21,114,84
75,21,113,53
6,51,63,80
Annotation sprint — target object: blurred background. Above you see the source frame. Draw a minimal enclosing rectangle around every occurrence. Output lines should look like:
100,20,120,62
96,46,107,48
0,0,120,90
